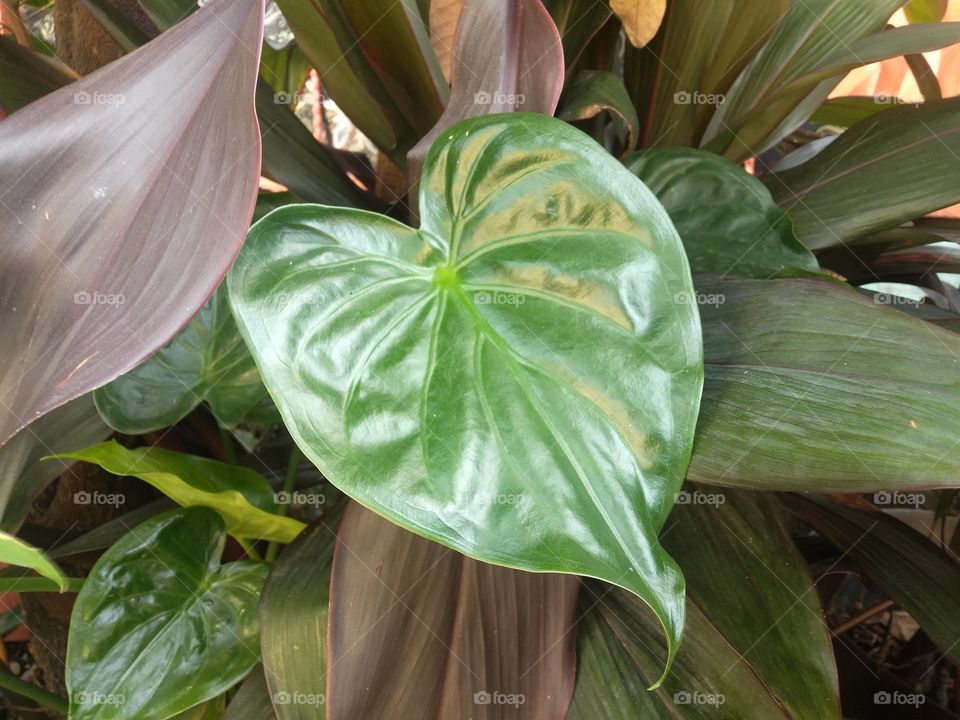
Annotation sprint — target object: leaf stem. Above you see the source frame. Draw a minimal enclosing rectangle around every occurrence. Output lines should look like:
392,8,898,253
0,668,69,714
236,538,261,561
265,445,302,563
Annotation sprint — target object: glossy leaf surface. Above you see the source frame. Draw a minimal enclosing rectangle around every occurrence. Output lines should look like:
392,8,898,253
785,495,960,665
0,0,263,447
689,276,960,490
53,441,303,542
327,504,578,719
0,394,110,531
94,286,274,433
408,0,564,175
67,508,267,720
230,113,703,680
624,147,817,278
569,489,839,719
766,98,960,250
0,532,68,591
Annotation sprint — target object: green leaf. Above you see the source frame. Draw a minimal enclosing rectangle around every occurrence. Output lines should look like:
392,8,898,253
634,0,791,148
137,0,196,31
94,286,276,434
624,147,818,278
259,508,341,720
229,113,703,684
905,0,948,23
570,489,840,719
705,0,908,159
171,697,225,720
559,70,639,154
784,494,960,665
327,504,578,718
688,276,960,490
810,96,900,127
0,532,68,591
67,507,267,720
766,98,960,250
79,0,152,52
548,0,612,71
50,441,304,542
0,34,76,114
0,394,110,531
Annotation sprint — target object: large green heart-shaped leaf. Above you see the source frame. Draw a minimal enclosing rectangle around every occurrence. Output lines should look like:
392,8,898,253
67,507,267,720
624,147,818,278
229,113,703,682
94,286,276,434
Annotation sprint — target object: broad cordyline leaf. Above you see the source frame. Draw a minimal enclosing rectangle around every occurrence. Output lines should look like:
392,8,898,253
67,508,267,720
326,504,578,719
407,0,564,177
689,276,960,490
0,0,264,448
570,490,840,719
230,113,703,683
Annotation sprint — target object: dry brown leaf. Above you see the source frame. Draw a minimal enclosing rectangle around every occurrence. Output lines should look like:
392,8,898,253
610,0,666,47
429,0,464,81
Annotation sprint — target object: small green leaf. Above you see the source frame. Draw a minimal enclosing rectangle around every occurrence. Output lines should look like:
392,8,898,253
559,70,640,154
230,113,703,683
905,0,948,23
624,147,818,278
94,286,277,434
49,441,304,542
67,507,267,720
0,532,68,591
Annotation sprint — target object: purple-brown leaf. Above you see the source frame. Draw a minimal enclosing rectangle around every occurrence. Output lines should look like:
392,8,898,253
0,0,264,446
327,503,579,719
408,0,564,180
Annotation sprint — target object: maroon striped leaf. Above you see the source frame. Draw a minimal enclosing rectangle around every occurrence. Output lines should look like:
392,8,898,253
407,0,564,180
0,0,264,447
326,503,578,719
